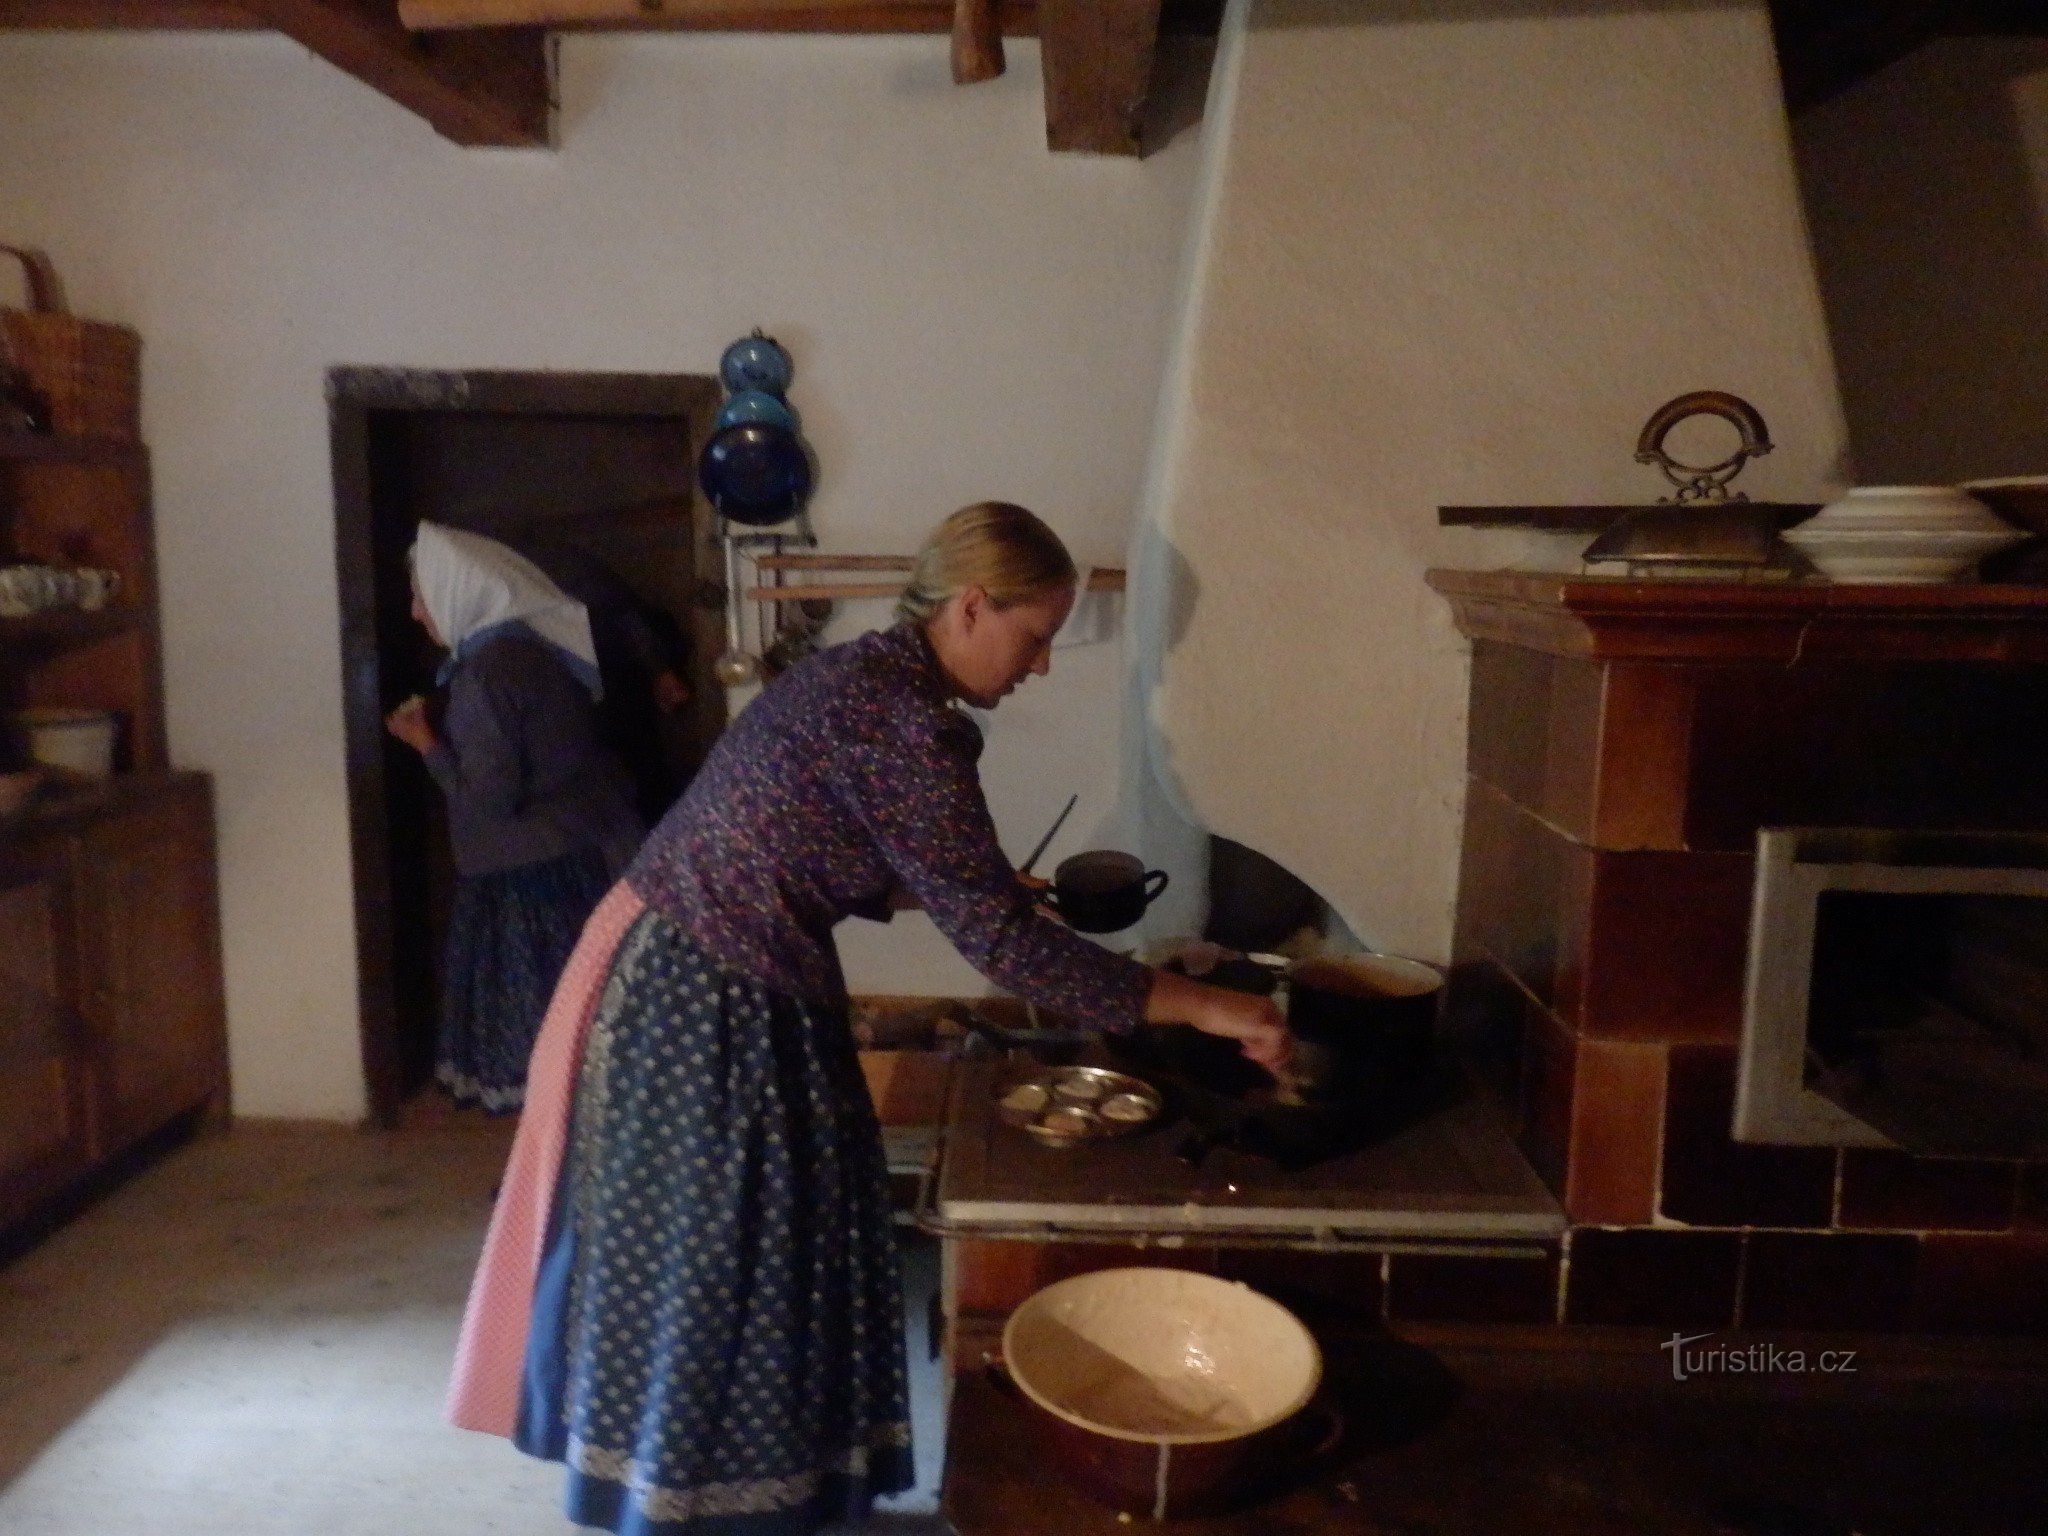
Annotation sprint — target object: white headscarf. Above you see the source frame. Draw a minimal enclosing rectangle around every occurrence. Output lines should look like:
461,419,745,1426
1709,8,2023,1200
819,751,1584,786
410,522,602,698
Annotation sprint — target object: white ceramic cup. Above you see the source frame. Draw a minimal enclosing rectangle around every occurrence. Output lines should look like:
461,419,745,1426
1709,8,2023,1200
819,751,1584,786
74,568,121,611
0,565,53,616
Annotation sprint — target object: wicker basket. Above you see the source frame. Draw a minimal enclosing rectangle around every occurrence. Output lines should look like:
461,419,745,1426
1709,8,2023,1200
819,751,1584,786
1,245,140,441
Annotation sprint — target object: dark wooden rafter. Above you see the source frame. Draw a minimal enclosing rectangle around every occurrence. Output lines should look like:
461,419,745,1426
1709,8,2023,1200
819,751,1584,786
1036,0,1161,156
1772,0,2048,113
950,0,1002,84
0,0,1203,156
0,0,259,24
236,0,551,145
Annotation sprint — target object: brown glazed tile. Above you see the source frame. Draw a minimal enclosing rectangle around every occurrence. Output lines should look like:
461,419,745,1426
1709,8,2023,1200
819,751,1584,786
1460,781,1572,1007
1540,654,1608,842
1386,1248,1560,1325
952,1239,1047,1314
1565,1039,1667,1225
1467,640,1559,813
1441,951,1525,1105
1838,1150,2017,1232
1215,1249,1385,1325
1660,1044,1835,1228
1518,996,1578,1199
1040,1243,1218,1287
1573,850,1754,1044
1743,1232,1918,1331
1452,778,1518,972
1687,665,2048,852
1585,664,1696,851
1912,1234,2048,1335
1563,1227,1742,1329
950,1241,1215,1315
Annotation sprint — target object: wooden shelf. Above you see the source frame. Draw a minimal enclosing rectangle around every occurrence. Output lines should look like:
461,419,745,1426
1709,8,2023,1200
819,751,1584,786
0,429,147,470
742,567,1127,602
0,606,151,648
1427,567,2048,663
1438,502,1821,531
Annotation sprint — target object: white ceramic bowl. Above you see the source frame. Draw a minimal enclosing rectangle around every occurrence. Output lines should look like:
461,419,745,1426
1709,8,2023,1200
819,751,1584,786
11,707,118,778
1004,1268,1321,1444
1001,1268,1327,1518
1783,486,2029,583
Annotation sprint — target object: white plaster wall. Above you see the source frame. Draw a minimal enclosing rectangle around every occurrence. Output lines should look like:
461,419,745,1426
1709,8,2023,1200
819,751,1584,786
0,32,1203,1118
1793,37,2048,484
1137,0,1848,961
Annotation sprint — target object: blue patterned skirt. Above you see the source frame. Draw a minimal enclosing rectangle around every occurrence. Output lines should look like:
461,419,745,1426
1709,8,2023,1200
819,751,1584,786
439,847,614,1115
514,908,914,1536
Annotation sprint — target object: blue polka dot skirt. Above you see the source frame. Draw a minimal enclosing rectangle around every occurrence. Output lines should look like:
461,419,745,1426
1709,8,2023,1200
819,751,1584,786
513,908,914,1535
438,847,615,1115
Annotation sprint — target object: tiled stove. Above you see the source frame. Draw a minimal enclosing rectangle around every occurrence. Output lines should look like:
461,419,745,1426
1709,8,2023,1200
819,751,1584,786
1429,570,2048,1335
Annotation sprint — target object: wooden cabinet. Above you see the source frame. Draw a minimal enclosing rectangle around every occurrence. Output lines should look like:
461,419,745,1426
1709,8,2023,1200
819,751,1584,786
0,831,91,1220
2,359,227,1231
1,427,165,773
74,782,227,1154
0,776,228,1228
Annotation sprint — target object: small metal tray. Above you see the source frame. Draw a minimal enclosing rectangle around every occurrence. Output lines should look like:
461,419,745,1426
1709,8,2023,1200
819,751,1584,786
993,1064,1163,1147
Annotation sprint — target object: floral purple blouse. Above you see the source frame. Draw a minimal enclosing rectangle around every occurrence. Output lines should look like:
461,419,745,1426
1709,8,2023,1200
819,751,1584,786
625,620,1152,1031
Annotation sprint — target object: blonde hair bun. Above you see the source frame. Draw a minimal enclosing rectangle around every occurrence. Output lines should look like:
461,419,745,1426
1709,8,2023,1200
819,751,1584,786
897,502,1079,624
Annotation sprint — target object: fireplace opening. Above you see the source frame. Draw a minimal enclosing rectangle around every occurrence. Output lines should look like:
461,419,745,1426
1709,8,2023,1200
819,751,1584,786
1737,828,2048,1157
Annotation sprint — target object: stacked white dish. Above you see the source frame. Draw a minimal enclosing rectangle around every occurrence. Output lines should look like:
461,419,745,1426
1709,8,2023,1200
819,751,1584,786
1782,486,2030,583
10,707,117,777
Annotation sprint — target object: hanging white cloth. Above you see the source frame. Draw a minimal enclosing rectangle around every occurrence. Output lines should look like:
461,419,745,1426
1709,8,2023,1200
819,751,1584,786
411,522,602,698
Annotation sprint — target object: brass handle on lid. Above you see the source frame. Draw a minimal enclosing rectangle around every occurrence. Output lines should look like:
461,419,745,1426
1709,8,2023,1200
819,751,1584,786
1635,390,1773,503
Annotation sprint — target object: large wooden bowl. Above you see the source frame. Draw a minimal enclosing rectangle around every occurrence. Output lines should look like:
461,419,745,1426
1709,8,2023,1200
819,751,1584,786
1001,1268,1325,1520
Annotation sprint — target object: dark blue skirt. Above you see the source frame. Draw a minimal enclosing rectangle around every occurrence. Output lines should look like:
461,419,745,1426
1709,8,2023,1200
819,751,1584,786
515,909,914,1536
439,847,614,1114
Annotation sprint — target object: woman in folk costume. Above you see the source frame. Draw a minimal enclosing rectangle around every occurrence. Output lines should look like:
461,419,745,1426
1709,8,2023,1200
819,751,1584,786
446,503,1291,1535
386,521,643,1114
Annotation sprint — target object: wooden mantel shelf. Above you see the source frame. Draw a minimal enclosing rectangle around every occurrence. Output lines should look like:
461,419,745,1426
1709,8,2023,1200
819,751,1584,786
1426,569,2048,665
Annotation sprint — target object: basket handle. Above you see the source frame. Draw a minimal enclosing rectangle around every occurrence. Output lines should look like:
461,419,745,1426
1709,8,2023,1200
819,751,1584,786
0,246,67,314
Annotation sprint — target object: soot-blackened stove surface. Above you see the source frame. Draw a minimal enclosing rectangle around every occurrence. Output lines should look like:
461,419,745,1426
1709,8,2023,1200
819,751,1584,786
933,1056,1561,1244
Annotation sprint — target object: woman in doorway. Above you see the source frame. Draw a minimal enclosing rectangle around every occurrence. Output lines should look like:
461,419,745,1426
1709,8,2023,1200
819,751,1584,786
446,503,1290,1535
386,522,644,1114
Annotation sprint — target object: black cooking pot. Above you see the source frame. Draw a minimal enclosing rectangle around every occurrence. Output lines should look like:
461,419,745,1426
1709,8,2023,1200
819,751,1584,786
1110,952,1446,1165
1041,851,1169,935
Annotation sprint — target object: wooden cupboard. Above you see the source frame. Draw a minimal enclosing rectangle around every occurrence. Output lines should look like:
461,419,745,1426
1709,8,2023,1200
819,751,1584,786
0,775,227,1227
2,377,228,1231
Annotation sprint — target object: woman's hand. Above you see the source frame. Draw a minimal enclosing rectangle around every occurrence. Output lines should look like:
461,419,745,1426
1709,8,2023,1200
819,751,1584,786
385,695,437,755
1143,967,1293,1080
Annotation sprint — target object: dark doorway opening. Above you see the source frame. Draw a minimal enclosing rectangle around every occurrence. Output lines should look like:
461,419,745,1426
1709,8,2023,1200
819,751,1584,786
329,369,726,1125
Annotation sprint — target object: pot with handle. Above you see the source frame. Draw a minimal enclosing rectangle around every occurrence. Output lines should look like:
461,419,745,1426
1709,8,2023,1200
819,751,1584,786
1110,950,1447,1165
1041,850,1169,935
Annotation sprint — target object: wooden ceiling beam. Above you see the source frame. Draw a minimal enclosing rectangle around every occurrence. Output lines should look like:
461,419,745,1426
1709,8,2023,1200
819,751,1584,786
1771,0,2048,114
398,0,998,30
393,0,1217,44
236,0,550,145
0,0,260,25
950,0,1002,82
1036,0,1160,155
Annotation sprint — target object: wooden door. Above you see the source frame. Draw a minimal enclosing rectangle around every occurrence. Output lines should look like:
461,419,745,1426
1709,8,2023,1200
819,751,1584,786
329,369,725,1123
0,829,91,1223
74,785,227,1154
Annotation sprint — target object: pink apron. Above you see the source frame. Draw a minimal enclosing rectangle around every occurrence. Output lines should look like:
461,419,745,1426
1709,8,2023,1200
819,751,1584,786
445,882,646,1436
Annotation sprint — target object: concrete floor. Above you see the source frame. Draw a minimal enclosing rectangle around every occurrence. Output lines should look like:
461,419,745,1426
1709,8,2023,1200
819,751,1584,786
0,1106,948,1535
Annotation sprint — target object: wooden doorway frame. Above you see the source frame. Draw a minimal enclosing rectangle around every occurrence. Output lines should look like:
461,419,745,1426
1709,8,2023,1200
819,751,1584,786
327,367,724,1126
